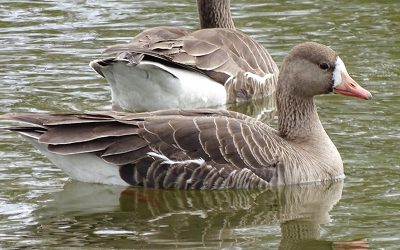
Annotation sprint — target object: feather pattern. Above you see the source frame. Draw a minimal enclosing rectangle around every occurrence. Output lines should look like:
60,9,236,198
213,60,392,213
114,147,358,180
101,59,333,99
1,108,342,189
90,27,279,113
101,28,278,102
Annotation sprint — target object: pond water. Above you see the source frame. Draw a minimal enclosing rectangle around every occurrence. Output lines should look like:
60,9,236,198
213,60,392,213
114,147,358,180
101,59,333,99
0,0,399,249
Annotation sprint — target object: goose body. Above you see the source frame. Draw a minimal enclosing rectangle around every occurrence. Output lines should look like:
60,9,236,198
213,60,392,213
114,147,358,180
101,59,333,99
1,42,372,189
90,1,279,112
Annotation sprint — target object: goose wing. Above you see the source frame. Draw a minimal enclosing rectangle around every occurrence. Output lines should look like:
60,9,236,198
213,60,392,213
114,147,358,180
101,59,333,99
1,110,285,189
103,28,278,87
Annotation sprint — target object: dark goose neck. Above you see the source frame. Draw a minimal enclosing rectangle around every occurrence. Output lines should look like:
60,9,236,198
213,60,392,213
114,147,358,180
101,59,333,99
197,0,235,29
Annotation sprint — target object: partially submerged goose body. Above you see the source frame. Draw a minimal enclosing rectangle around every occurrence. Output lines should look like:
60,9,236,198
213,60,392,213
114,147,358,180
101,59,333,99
90,0,279,112
1,42,372,189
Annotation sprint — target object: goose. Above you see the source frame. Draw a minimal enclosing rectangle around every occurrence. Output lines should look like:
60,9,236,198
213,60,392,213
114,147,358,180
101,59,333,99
89,0,279,112
1,42,372,189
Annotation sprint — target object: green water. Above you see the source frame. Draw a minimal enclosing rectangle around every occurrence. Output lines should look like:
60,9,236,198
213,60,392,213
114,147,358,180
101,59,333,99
0,0,399,249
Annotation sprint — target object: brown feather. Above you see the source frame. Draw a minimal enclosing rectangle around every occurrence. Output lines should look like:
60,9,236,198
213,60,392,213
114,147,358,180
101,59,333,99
39,122,138,144
102,146,151,165
102,135,148,156
48,138,115,155
182,39,219,56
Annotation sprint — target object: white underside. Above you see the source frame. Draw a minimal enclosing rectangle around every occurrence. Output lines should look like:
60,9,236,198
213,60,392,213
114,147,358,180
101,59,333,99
95,60,227,111
22,135,129,186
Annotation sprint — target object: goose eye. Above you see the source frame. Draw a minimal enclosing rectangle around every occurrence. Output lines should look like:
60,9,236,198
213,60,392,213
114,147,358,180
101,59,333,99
319,63,329,70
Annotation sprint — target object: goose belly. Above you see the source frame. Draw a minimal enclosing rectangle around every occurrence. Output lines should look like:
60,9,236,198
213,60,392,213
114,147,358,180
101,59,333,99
101,61,227,111
24,136,129,186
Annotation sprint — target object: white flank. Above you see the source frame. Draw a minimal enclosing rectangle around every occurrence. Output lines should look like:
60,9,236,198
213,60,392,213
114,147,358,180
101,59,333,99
96,60,227,111
147,152,205,166
22,136,129,186
332,56,348,87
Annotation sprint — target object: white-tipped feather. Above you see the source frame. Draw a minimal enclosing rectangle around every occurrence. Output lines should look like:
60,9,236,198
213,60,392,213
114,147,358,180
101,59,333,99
244,72,274,83
147,151,205,166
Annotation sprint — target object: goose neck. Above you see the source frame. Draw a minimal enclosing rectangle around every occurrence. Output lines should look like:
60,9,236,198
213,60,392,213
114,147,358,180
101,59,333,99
197,0,235,29
277,91,324,142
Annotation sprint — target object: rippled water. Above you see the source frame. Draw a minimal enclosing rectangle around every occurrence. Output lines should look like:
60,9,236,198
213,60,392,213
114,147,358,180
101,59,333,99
0,0,399,249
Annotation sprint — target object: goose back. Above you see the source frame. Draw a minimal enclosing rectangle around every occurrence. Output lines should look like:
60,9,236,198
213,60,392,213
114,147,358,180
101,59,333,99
99,28,279,103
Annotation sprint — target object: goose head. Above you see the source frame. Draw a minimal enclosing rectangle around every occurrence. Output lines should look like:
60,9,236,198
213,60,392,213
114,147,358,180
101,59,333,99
278,42,372,100
277,42,372,141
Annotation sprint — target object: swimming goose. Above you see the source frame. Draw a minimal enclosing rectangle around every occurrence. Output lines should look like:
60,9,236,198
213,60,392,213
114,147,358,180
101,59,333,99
89,0,279,112
1,42,372,189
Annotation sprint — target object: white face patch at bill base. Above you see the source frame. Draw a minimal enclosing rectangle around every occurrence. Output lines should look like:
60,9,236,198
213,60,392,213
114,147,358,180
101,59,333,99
332,56,348,88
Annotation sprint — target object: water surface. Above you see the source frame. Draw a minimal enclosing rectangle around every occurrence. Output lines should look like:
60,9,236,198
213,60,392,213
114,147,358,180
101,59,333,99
0,0,399,249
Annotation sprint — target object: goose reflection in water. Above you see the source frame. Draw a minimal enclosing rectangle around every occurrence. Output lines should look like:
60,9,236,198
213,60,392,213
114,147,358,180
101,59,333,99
33,181,368,249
